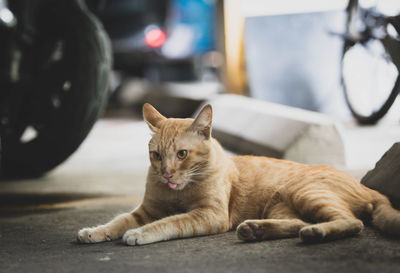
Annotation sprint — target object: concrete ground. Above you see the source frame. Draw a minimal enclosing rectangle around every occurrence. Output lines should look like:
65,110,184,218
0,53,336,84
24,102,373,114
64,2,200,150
1,114,400,273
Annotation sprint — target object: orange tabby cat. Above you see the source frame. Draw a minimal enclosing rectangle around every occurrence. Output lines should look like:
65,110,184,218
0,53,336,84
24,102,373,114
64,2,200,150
77,103,400,245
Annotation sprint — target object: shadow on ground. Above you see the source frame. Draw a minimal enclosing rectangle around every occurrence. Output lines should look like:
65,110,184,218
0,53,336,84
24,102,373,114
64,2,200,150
0,193,107,207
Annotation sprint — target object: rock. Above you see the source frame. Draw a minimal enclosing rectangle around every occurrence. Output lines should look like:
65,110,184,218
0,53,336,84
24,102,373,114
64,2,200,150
203,94,346,168
361,142,400,209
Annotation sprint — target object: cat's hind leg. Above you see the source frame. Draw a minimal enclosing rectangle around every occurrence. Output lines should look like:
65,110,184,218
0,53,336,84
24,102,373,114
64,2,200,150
299,211,363,243
237,202,309,241
290,179,364,243
296,195,363,243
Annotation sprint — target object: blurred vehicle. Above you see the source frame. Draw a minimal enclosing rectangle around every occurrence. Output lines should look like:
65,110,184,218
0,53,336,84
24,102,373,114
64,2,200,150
0,0,112,177
88,0,217,82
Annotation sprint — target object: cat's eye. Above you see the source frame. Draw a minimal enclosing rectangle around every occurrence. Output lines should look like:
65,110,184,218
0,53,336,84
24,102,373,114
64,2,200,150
177,150,188,160
151,151,161,161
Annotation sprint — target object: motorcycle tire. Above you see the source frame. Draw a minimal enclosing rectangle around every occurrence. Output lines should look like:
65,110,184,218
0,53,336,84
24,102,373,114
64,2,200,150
1,0,112,177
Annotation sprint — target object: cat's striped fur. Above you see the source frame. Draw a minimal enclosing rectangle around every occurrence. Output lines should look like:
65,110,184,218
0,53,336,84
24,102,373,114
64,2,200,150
77,103,400,245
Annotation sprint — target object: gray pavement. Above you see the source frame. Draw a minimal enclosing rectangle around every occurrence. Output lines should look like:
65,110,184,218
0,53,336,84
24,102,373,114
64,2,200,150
1,117,400,273
1,203,400,273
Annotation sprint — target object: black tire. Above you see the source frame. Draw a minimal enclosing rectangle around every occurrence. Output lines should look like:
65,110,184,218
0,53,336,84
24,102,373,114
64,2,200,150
341,2,400,125
1,0,112,177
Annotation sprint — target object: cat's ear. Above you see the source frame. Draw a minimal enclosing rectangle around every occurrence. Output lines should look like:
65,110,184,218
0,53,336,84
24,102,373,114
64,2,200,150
189,104,213,140
142,103,167,132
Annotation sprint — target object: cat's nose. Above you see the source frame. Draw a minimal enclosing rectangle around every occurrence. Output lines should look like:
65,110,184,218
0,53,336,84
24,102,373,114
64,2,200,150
162,172,173,179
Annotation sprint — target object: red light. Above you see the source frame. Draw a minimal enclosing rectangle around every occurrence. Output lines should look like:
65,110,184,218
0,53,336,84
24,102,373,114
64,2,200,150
145,29,166,48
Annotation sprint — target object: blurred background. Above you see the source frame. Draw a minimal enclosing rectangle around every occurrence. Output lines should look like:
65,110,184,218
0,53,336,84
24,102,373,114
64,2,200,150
88,0,222,118
94,0,400,121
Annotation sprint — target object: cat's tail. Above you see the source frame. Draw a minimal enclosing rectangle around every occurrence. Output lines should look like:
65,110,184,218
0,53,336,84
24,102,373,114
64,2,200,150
371,190,400,236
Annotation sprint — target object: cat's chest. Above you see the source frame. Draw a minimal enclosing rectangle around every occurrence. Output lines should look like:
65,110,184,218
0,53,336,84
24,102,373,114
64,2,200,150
152,181,216,216
159,198,188,215
161,191,204,216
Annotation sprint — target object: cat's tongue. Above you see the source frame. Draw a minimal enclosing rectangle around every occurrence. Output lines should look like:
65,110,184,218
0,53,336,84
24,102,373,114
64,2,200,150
168,182,178,189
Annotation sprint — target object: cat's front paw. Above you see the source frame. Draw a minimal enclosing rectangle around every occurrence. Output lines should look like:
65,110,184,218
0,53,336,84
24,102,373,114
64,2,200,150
122,228,151,246
77,226,112,243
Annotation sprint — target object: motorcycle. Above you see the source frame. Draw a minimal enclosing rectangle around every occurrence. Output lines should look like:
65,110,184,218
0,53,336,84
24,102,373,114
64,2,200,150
0,0,112,177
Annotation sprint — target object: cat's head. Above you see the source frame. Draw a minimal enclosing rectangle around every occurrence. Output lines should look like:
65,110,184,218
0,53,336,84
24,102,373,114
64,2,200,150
143,103,214,191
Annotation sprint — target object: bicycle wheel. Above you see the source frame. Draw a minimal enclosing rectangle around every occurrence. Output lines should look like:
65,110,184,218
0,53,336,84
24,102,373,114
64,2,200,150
0,0,112,177
341,4,400,124
341,39,400,125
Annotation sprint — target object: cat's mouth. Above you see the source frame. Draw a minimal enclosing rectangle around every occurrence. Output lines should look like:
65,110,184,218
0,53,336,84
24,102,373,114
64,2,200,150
167,182,178,189
164,179,181,190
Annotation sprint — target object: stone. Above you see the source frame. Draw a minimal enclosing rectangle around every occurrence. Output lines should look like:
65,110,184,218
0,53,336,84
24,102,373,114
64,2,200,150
361,142,400,208
203,94,346,168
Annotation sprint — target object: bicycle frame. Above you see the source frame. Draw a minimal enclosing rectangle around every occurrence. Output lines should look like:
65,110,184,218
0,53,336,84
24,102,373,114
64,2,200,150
346,0,400,70
383,16,400,71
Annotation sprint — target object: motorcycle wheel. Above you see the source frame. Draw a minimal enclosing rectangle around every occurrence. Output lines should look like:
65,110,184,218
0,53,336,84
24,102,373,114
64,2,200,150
1,0,112,177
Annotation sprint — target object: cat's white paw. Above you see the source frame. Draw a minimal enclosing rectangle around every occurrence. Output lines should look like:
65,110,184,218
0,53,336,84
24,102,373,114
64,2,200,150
122,228,151,246
77,226,112,243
